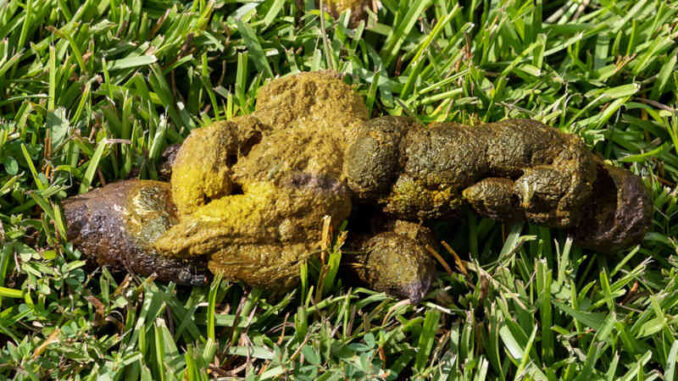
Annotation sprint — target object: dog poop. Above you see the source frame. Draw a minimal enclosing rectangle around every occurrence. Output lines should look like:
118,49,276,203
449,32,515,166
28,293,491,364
63,71,652,302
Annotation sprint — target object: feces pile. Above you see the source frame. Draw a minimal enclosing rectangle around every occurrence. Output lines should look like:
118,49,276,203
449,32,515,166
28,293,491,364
63,71,652,302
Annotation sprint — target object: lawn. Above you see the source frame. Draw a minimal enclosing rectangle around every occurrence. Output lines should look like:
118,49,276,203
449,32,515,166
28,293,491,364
0,0,677,379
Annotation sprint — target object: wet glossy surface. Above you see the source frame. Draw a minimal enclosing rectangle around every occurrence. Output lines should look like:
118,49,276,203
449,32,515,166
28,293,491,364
63,71,652,301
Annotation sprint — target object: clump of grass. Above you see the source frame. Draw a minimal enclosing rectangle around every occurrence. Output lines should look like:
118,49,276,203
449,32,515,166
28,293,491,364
0,0,677,379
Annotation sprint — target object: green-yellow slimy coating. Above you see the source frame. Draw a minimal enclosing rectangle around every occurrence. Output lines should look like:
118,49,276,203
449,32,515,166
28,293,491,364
156,178,351,289
158,122,359,260
155,71,370,289
171,123,234,215
233,125,346,184
253,70,369,141
155,180,351,256
123,180,178,243
62,70,653,301
207,242,315,290
171,115,268,215
155,180,351,288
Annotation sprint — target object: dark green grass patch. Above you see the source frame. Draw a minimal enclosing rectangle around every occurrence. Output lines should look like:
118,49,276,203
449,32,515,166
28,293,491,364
0,0,677,379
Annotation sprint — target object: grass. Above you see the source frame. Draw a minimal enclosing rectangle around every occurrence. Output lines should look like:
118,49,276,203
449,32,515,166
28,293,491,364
0,0,677,379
